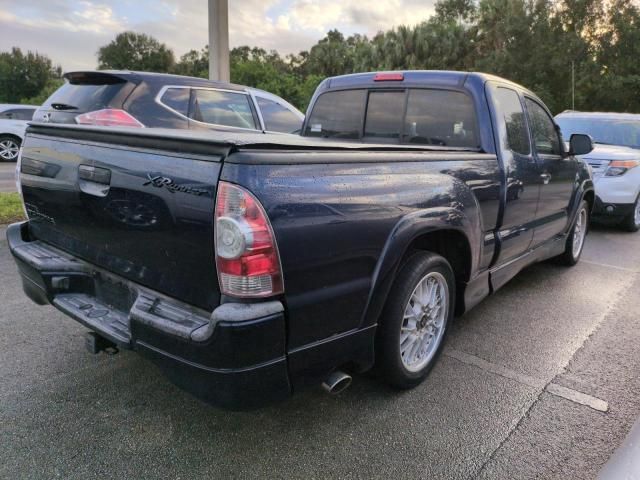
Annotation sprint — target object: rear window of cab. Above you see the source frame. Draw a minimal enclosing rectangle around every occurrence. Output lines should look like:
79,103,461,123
305,88,479,148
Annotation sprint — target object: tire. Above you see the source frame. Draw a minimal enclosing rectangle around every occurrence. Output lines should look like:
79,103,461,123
0,135,21,162
376,251,455,389
556,200,589,266
621,195,640,233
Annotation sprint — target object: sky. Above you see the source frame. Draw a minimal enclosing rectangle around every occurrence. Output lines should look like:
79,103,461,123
0,0,438,71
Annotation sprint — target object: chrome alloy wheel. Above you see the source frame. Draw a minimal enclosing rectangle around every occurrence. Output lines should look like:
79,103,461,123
400,271,449,372
634,200,640,228
0,139,20,161
572,208,587,259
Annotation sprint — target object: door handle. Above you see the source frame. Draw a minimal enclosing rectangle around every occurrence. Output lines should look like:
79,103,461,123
78,165,111,197
540,173,551,185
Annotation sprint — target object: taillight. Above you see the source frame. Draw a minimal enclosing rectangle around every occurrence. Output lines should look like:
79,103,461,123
215,181,283,298
75,109,144,128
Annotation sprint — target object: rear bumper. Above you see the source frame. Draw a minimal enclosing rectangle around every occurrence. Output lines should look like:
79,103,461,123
7,221,291,410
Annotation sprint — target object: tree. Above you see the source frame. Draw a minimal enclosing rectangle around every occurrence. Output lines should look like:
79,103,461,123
173,46,209,78
20,78,65,105
0,48,61,103
588,0,640,111
306,30,356,76
230,47,306,107
97,32,175,72
435,0,477,23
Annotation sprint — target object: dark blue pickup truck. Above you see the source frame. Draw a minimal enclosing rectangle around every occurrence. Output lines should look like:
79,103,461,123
8,71,594,409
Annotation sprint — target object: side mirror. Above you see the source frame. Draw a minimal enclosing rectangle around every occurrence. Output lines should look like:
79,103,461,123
569,133,594,156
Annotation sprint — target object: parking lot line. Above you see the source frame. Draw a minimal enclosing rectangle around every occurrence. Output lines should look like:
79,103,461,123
546,383,608,412
446,348,609,413
580,259,639,273
445,348,545,389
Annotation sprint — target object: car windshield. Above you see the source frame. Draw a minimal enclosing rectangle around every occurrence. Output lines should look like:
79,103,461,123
555,116,640,149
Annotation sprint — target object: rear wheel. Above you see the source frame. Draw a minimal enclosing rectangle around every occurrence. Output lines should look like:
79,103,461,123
621,196,640,232
376,252,455,389
0,136,20,162
556,200,589,266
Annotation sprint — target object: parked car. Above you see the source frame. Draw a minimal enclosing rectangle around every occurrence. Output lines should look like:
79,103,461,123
9,71,594,409
0,104,38,161
555,111,640,231
34,70,304,134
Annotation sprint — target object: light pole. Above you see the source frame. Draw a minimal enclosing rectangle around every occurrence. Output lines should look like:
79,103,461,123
208,0,230,82
571,61,575,110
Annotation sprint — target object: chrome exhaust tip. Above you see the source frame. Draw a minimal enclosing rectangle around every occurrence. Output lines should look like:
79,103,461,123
321,371,352,395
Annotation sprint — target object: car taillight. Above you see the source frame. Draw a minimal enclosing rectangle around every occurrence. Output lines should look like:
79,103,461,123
215,181,283,298
75,109,144,128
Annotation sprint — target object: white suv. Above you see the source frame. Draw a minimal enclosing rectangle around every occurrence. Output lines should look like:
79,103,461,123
556,111,640,232
0,104,38,162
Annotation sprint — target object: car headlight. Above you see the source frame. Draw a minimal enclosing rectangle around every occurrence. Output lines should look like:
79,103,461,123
605,160,639,176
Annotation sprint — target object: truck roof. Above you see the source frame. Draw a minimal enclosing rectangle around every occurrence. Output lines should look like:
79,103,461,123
319,70,533,95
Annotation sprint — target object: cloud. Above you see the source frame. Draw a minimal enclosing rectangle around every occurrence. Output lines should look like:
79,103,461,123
276,0,437,36
0,0,438,71
0,0,124,34
0,1,126,70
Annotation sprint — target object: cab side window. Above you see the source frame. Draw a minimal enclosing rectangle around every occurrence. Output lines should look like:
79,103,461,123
525,98,562,156
493,87,530,155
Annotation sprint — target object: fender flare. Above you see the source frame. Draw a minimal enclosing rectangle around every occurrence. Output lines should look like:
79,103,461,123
359,206,480,330
568,174,595,233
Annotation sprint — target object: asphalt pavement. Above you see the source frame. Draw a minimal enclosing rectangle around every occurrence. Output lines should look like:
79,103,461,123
0,162,16,192
1,224,639,479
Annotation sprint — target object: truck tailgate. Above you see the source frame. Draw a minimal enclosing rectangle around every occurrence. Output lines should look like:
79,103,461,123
19,131,223,310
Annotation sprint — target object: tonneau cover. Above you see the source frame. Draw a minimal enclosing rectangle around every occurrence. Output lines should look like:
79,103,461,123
26,123,482,153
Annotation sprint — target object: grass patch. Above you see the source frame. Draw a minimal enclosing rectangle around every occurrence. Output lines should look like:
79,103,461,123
0,192,25,225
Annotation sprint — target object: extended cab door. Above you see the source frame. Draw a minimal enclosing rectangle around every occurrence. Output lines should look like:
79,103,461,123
524,97,577,246
487,84,540,265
